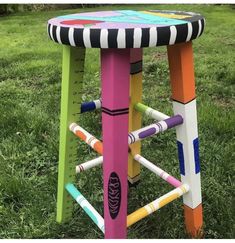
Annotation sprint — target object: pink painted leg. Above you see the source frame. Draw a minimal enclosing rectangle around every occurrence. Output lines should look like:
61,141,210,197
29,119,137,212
101,48,130,239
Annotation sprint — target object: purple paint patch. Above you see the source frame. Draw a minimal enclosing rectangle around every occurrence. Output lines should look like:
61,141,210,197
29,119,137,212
165,115,183,129
139,127,156,139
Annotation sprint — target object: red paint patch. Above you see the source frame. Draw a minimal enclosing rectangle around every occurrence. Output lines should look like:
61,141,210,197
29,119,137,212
60,19,104,26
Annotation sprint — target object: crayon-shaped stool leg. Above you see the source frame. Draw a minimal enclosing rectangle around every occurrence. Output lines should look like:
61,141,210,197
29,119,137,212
101,49,130,239
167,42,203,238
56,46,85,222
128,48,143,185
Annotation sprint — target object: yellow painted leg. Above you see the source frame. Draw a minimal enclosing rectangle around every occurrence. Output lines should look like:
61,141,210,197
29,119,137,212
128,48,143,185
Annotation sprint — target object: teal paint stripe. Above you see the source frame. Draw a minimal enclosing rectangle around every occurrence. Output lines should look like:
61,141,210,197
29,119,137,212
65,183,81,200
84,206,98,225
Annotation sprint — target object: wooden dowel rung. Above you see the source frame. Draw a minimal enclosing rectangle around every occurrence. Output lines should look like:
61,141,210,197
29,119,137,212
135,102,169,121
76,156,103,173
127,184,189,227
66,183,105,233
134,154,182,188
81,99,101,113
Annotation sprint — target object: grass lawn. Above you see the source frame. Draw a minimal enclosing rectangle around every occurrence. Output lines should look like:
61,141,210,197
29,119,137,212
0,4,234,239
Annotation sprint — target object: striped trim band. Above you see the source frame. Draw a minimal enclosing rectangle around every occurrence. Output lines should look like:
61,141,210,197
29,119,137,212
47,18,205,48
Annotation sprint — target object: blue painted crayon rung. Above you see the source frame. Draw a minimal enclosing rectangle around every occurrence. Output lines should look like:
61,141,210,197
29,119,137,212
81,99,101,113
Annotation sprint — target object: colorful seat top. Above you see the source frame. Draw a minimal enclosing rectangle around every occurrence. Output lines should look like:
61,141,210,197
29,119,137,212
47,10,205,48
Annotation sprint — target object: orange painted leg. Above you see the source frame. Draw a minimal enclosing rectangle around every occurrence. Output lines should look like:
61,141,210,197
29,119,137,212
184,204,203,238
167,42,203,238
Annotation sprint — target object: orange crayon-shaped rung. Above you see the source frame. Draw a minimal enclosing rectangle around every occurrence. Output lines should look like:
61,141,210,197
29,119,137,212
70,123,103,155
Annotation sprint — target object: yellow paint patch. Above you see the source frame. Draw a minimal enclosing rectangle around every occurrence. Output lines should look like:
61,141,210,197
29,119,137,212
159,193,179,208
141,11,190,19
127,207,148,227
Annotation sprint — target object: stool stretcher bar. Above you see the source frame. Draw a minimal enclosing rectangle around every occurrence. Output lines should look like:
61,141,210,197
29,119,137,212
134,154,182,188
127,184,189,227
66,183,105,233
128,114,183,144
76,154,181,188
81,99,101,113
135,102,170,121
70,123,103,154
76,156,103,173
70,114,183,152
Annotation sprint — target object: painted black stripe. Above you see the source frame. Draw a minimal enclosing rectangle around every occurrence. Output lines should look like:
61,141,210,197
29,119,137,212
102,110,129,116
200,19,205,37
157,26,170,46
191,20,199,40
47,24,51,38
141,28,150,47
128,133,135,144
172,97,196,105
60,27,70,45
125,29,134,48
102,109,129,116
90,29,101,48
52,25,58,43
175,24,188,43
74,28,84,47
102,107,129,113
108,29,118,48
130,61,142,74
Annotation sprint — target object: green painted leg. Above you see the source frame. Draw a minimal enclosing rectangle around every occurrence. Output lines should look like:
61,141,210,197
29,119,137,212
56,46,85,223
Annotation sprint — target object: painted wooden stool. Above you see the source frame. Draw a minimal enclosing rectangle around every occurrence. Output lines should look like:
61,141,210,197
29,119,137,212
47,10,205,239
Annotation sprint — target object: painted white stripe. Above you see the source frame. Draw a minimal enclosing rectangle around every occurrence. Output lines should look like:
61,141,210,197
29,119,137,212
144,205,152,214
56,26,62,44
186,22,193,42
49,24,55,42
90,138,98,148
68,28,76,46
94,99,101,109
133,28,142,48
100,29,108,48
149,27,157,47
117,28,126,48
197,20,202,38
83,28,91,48
169,26,177,45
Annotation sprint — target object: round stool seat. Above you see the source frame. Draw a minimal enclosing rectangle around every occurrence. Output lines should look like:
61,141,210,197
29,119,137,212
48,10,205,49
